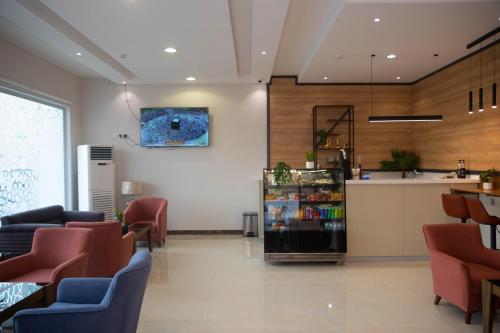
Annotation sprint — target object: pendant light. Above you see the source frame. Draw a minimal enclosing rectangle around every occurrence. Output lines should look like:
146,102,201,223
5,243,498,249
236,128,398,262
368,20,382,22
368,54,443,123
469,49,474,114
493,35,497,109
479,43,484,112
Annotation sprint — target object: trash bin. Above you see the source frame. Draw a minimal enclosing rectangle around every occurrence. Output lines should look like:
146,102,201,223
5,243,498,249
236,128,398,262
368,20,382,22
243,212,258,237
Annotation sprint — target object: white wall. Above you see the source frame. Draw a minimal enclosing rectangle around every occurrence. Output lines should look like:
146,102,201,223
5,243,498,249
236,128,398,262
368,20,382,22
80,79,266,230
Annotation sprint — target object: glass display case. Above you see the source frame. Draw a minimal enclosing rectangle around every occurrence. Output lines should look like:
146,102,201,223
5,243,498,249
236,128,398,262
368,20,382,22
263,168,346,263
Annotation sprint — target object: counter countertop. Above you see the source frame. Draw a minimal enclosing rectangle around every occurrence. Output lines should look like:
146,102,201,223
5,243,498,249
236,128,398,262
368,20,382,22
346,178,480,185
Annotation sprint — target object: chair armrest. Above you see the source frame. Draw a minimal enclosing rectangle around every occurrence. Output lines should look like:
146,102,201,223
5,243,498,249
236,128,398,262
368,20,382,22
63,211,104,222
123,203,139,225
121,232,135,267
429,250,471,308
14,304,107,333
57,278,112,304
155,203,167,235
478,248,500,271
51,254,89,285
0,253,35,281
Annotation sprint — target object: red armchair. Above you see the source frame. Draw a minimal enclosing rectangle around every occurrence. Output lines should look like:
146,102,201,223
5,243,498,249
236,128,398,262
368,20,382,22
65,221,135,277
0,228,92,285
423,223,500,323
124,197,168,247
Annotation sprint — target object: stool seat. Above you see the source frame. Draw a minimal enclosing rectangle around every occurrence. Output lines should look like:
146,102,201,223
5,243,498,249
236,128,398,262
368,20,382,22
466,198,500,250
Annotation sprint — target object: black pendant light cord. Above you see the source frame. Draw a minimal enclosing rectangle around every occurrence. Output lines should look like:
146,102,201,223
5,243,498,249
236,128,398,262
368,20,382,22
371,54,375,116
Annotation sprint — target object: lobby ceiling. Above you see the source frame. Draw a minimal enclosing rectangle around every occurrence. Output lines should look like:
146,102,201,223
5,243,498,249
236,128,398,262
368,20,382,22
0,0,498,84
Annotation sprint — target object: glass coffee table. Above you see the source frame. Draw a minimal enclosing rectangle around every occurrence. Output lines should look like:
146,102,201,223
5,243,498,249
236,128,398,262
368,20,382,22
0,282,54,324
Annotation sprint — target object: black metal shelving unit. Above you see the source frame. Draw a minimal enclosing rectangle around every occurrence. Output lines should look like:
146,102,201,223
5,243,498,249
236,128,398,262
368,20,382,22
263,168,346,263
312,105,354,168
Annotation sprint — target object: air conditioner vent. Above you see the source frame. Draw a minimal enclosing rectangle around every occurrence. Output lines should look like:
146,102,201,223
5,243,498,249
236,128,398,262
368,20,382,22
90,146,113,161
90,189,114,220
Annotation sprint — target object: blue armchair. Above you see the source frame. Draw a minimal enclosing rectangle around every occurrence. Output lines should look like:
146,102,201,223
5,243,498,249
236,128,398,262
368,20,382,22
13,251,152,333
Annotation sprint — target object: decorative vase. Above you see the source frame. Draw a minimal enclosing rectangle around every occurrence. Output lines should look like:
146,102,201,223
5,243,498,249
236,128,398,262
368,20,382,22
483,182,493,190
305,161,314,169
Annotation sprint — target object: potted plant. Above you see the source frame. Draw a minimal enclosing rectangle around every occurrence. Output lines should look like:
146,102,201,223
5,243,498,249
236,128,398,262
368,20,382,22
379,148,421,178
480,168,496,190
305,152,316,169
274,162,292,186
318,129,328,147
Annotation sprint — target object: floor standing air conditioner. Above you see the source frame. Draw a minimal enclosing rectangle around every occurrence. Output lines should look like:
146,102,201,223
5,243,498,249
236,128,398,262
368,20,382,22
77,145,115,220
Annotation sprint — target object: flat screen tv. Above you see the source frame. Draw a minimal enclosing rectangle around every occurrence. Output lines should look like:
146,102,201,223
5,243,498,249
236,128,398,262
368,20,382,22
140,107,209,147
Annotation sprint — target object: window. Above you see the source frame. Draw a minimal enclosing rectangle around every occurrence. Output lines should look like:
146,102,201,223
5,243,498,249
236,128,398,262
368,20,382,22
0,89,67,217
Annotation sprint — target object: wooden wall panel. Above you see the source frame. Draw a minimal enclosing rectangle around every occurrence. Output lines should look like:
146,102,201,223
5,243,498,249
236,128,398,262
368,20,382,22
413,45,500,170
270,44,500,171
269,78,414,168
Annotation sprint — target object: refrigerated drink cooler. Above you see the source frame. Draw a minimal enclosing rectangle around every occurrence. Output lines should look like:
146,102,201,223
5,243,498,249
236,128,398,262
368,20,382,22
263,168,346,263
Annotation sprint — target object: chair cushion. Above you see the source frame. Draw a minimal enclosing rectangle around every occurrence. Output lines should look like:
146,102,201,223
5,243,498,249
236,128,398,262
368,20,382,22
130,220,157,232
10,269,53,284
465,263,500,295
0,224,61,233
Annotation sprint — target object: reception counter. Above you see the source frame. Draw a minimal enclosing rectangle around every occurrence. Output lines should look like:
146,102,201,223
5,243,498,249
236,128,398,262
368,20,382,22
345,177,479,259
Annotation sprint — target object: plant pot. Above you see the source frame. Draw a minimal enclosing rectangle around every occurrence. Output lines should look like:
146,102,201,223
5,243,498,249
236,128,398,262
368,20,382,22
483,182,494,190
305,161,315,169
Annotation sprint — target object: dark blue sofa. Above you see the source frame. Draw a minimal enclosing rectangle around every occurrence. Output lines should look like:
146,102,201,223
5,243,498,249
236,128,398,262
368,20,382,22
0,205,104,257
13,251,152,333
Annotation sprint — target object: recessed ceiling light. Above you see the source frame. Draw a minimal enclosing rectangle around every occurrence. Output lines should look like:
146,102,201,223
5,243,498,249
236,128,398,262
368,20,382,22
76,52,82,56
164,47,177,53
498,17,500,21
261,51,267,55
186,76,196,81
122,81,127,85
323,76,328,80
373,18,381,22
387,54,396,59
396,76,401,80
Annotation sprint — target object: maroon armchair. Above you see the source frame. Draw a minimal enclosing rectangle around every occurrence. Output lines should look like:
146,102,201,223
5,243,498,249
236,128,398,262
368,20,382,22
423,223,500,324
124,197,168,247
65,221,135,277
0,228,92,285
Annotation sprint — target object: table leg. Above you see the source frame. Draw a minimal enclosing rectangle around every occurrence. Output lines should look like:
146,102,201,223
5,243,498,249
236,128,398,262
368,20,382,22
482,280,494,333
148,227,153,252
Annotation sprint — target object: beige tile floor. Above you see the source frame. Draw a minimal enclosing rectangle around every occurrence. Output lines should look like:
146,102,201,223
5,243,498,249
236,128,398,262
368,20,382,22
138,236,499,333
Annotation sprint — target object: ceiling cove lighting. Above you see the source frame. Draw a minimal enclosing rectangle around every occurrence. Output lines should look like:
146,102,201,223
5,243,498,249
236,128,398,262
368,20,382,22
186,76,196,81
164,47,177,53
386,54,396,59
368,53,443,123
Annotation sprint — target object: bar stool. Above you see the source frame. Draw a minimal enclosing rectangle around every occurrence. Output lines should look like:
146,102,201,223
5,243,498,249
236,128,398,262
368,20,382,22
465,198,500,250
442,194,469,224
